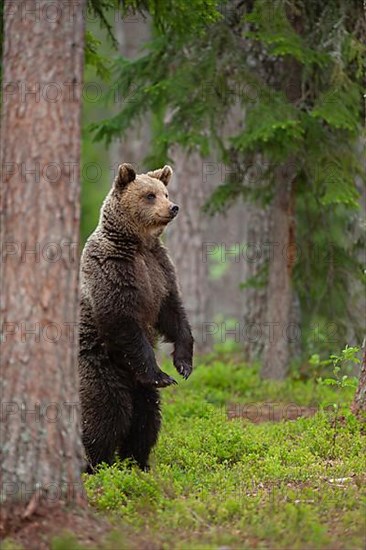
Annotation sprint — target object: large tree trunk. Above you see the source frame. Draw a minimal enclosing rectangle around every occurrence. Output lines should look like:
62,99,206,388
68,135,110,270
261,165,297,379
1,0,86,509
351,348,366,418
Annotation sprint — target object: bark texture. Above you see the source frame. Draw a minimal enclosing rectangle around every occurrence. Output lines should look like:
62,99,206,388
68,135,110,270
240,202,270,360
261,165,297,379
1,0,86,505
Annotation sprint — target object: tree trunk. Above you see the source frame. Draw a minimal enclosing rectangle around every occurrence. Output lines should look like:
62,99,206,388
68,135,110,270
109,13,150,172
261,164,297,379
351,348,366,418
167,148,212,353
240,201,270,361
260,32,302,379
169,105,269,357
207,105,271,361
1,0,86,509
205,177,269,361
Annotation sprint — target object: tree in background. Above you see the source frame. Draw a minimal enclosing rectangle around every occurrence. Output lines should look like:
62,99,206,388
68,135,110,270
109,11,151,169
166,149,212,352
91,0,365,379
1,0,86,512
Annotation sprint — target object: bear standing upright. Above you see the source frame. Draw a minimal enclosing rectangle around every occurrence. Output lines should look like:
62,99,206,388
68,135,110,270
78,163,194,472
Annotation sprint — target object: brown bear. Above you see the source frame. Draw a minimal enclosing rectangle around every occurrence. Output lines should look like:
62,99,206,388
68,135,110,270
78,163,193,472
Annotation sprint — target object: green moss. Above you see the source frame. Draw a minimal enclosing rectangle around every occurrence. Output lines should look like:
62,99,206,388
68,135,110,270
82,359,365,550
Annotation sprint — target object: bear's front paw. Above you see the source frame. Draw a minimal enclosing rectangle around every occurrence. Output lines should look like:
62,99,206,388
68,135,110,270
136,369,177,388
154,370,178,388
174,358,193,380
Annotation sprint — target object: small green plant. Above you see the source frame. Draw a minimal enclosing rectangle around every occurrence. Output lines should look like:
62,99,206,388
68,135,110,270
311,345,360,390
311,345,359,458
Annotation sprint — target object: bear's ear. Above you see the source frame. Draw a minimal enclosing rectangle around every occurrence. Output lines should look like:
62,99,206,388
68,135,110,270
114,163,136,190
148,165,173,187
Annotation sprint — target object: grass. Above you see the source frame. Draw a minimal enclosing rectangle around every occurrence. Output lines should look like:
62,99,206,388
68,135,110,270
78,354,366,550
4,353,364,549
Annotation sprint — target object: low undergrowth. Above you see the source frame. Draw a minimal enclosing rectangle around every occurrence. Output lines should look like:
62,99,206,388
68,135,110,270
81,356,365,550
5,355,365,549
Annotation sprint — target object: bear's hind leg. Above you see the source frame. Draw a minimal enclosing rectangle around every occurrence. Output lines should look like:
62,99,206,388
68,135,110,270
118,385,161,471
82,420,119,472
80,358,134,471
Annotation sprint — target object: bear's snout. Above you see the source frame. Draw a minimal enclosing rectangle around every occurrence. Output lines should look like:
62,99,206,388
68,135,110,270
170,204,179,218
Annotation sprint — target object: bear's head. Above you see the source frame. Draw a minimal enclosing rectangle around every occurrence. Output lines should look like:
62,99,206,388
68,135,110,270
102,163,179,239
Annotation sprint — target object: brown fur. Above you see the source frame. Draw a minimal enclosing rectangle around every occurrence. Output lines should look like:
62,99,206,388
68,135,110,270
78,164,193,471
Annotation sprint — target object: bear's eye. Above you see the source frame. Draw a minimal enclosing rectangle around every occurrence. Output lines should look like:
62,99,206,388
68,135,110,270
146,193,156,201
165,193,168,198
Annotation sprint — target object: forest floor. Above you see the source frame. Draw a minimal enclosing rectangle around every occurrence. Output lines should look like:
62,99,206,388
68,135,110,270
3,353,366,550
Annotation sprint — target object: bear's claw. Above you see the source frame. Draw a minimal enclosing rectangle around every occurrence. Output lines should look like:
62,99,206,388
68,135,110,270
136,368,176,388
174,360,193,380
154,371,177,388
